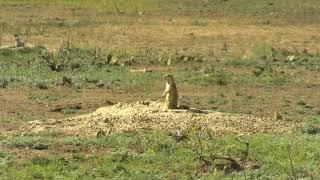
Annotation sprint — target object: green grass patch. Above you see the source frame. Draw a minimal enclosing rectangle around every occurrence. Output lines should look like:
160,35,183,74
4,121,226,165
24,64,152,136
4,135,50,150
1,131,320,179
1,46,317,90
301,116,320,135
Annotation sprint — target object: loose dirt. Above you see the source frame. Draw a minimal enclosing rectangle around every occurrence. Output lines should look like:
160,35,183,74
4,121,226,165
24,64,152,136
29,101,300,137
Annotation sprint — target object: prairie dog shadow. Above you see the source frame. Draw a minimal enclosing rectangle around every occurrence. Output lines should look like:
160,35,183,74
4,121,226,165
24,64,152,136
170,105,212,114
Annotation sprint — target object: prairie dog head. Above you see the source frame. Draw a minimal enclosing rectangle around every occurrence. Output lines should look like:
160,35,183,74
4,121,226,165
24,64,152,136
14,34,20,41
162,74,175,84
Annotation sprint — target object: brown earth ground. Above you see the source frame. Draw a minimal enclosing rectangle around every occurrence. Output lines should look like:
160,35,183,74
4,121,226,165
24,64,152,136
1,5,320,56
0,4,319,136
0,4,319,169
1,80,319,137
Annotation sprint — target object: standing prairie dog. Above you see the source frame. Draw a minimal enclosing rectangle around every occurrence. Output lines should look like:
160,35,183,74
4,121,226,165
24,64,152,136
273,111,283,120
14,36,25,48
161,74,178,109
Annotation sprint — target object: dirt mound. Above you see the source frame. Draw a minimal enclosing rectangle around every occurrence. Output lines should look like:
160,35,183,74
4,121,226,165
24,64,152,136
30,101,299,137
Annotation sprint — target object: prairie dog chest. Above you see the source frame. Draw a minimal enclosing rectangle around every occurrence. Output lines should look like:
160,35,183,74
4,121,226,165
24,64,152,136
15,38,24,47
165,81,178,98
162,74,179,109
165,82,174,92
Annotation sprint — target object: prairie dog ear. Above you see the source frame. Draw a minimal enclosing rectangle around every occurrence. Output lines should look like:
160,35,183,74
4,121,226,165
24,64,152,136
166,75,174,80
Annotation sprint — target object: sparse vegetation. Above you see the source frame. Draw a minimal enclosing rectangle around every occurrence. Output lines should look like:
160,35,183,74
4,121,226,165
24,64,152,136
0,79,8,88
1,132,320,178
301,117,320,135
0,0,319,179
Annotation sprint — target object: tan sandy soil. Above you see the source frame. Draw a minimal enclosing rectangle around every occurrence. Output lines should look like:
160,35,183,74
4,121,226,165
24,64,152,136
29,101,300,137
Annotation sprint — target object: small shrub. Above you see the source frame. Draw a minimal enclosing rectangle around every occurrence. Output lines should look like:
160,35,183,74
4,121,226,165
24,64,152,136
0,151,11,164
32,157,51,166
70,62,82,70
0,151,8,160
252,68,264,77
40,47,70,72
109,148,135,163
96,80,114,89
192,19,209,26
7,136,50,150
72,82,83,90
62,75,73,86
45,57,67,72
296,107,306,114
0,48,13,57
72,153,85,161
86,77,99,84
226,58,256,66
301,126,320,135
36,81,48,90
175,54,204,64
208,95,228,106
252,60,273,77
301,117,320,135
215,70,228,85
252,42,274,60
0,79,8,88
15,112,38,122
297,99,307,106
62,108,78,115
204,65,229,85
271,73,290,86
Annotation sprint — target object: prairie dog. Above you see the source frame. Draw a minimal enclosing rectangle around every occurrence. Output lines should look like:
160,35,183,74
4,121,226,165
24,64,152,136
161,74,178,109
273,111,283,120
14,37,24,48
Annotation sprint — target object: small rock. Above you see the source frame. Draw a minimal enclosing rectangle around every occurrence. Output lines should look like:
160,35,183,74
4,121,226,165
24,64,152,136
286,55,295,61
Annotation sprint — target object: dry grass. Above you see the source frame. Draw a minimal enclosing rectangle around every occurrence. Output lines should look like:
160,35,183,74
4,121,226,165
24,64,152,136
0,1,320,178
0,1,320,57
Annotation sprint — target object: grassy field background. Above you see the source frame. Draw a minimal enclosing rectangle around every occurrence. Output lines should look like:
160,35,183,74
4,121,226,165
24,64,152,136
0,0,320,179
